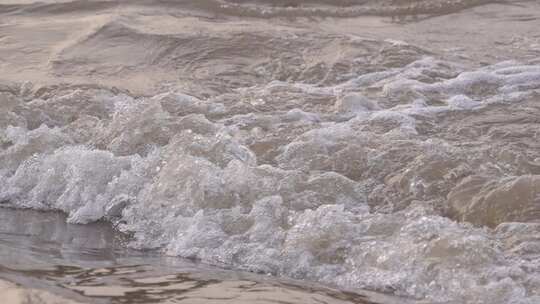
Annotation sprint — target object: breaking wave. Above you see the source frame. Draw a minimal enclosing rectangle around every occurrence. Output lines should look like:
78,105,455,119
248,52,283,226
2,50,540,303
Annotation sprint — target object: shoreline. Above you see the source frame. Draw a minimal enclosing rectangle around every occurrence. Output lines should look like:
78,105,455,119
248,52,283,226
0,208,408,304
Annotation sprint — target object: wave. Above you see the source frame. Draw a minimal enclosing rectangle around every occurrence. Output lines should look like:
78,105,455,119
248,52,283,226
1,52,540,303
208,0,502,18
0,0,502,18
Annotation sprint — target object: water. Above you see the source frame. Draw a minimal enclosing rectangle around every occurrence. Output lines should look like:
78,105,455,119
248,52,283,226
0,208,401,304
1,1,540,303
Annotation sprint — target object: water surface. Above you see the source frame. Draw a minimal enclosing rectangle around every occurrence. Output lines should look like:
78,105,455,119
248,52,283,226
1,1,540,303
0,208,404,304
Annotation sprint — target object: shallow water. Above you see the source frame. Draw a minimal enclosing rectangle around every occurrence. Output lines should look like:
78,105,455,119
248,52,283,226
1,0,540,303
0,208,404,304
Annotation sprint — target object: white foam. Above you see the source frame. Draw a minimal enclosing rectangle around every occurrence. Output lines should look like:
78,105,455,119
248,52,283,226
2,58,540,303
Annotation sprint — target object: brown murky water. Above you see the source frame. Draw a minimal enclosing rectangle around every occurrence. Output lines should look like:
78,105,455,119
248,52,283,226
0,208,405,304
1,1,540,303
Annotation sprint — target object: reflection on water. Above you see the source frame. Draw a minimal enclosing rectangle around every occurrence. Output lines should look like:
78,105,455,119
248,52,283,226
0,208,406,304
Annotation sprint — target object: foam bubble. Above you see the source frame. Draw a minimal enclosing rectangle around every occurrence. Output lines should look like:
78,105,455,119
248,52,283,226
2,56,540,303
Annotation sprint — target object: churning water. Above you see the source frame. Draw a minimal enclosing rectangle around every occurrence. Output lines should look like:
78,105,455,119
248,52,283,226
1,0,540,303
